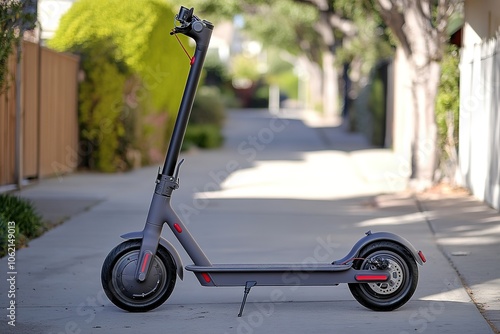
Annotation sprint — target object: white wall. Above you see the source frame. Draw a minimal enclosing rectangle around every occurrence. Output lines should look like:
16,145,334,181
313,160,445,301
459,0,500,210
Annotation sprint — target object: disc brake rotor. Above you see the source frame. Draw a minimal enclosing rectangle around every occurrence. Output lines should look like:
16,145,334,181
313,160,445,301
367,257,404,295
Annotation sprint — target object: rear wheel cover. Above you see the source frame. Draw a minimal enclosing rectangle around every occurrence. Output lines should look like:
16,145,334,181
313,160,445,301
348,241,418,311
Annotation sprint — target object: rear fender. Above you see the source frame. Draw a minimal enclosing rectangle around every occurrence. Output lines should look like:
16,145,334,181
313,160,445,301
333,231,425,266
121,231,184,280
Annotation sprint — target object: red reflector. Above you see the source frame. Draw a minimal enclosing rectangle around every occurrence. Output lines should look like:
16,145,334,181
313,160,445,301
174,223,182,233
418,250,426,263
190,57,196,65
355,275,388,282
140,252,151,273
201,273,211,283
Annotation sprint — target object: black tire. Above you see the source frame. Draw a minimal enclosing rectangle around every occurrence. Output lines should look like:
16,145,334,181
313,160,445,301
348,241,418,311
101,240,176,312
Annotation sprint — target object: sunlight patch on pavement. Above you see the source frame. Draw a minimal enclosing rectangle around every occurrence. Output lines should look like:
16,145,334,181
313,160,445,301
469,278,500,311
193,151,398,200
438,236,500,246
457,224,500,237
357,212,430,227
420,286,472,303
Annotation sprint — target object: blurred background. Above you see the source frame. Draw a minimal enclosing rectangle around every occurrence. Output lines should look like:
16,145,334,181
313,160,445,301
1,0,499,210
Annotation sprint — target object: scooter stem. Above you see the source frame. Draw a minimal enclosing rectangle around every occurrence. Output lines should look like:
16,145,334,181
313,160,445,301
135,7,214,282
163,9,214,176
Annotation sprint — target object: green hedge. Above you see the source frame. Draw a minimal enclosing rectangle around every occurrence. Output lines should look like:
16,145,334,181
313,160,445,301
0,194,42,257
183,86,226,150
436,45,460,164
49,0,191,171
434,44,460,182
368,76,386,147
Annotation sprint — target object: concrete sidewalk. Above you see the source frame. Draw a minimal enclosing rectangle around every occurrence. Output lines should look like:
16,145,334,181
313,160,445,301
305,110,500,332
1,109,498,334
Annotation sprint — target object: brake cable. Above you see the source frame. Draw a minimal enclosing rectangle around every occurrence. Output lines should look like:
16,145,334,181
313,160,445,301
171,29,195,66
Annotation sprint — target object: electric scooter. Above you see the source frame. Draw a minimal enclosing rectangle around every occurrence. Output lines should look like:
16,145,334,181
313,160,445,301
101,6,426,317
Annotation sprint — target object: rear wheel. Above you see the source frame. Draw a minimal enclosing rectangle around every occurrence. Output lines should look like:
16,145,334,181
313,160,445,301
101,240,176,312
348,241,418,311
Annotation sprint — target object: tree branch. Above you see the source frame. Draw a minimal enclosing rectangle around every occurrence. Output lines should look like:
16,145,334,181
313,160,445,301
329,12,358,37
293,0,357,36
376,0,412,56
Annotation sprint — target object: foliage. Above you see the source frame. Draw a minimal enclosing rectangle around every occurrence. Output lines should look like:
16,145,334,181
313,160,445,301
203,53,241,107
0,194,42,257
334,0,395,76
184,124,224,150
190,86,226,127
204,53,230,86
0,0,37,91
190,0,396,109
368,75,386,147
435,45,460,180
0,214,16,258
242,1,319,59
49,0,191,171
268,70,298,100
77,42,128,171
184,86,225,150
230,54,262,84
374,0,462,187
184,0,241,20
265,50,299,100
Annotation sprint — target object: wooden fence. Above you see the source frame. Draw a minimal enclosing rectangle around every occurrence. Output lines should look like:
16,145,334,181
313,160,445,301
0,41,79,187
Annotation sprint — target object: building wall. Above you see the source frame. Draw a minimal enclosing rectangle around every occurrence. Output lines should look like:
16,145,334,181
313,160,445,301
459,0,500,210
463,0,500,44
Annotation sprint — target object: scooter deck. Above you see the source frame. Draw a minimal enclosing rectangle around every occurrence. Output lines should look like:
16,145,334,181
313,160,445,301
185,263,389,287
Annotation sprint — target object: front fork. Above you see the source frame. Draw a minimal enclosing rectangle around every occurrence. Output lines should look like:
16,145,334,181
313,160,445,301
135,169,211,282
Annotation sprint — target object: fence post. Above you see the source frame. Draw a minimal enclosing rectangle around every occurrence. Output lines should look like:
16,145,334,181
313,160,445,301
14,39,24,190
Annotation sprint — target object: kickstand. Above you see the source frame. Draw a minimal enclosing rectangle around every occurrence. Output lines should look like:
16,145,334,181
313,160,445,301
238,281,257,317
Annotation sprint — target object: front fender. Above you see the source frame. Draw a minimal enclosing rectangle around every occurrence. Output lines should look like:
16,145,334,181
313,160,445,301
333,231,425,266
121,231,184,280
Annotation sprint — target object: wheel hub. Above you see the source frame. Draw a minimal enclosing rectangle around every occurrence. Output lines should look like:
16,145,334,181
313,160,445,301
367,257,404,295
112,251,164,300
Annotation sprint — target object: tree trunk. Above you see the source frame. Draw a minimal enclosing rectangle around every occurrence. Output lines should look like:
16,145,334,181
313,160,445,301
315,10,339,117
409,57,441,190
322,49,338,118
298,55,323,110
376,0,450,190
403,3,443,190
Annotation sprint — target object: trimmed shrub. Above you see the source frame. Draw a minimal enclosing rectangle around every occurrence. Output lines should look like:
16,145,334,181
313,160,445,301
78,42,128,172
191,86,226,128
183,86,226,150
368,76,386,147
49,0,191,170
435,45,460,181
0,194,42,257
183,125,224,150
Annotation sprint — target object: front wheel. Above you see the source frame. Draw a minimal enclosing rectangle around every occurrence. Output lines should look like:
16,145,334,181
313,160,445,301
348,241,418,311
101,240,176,312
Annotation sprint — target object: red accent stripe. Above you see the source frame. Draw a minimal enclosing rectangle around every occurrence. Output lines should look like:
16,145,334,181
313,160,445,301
190,56,196,65
355,275,388,282
174,223,183,233
140,252,151,273
418,250,427,263
201,273,211,283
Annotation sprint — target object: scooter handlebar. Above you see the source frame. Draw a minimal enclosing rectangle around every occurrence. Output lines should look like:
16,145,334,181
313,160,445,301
171,6,213,38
